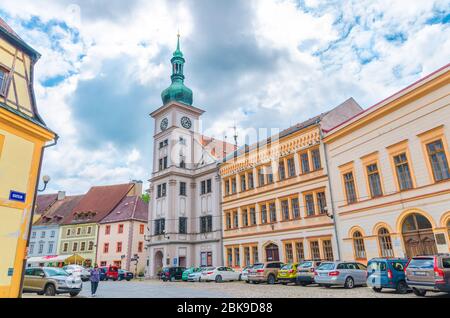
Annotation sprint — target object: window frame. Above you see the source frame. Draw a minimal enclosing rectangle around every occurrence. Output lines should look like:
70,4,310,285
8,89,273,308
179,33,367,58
418,126,450,184
0,67,9,97
339,162,359,205
387,141,416,192
361,152,385,199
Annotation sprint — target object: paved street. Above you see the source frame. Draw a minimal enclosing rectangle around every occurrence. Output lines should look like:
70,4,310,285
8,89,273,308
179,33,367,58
23,279,450,298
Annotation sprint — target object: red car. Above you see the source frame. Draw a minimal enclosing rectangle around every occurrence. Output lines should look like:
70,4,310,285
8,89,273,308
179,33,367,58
99,265,119,281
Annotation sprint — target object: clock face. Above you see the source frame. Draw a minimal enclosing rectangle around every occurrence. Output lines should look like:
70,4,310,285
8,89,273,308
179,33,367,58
181,116,192,129
160,118,168,131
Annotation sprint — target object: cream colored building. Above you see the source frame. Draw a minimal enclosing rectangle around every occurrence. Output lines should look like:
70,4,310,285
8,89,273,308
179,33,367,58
219,99,362,267
323,64,450,262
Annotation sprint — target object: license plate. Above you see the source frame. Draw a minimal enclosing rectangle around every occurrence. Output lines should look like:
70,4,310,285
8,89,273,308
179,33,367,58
413,271,427,276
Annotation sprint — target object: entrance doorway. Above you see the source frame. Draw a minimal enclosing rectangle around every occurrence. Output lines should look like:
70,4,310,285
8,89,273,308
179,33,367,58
179,256,186,267
154,251,163,275
401,213,438,258
265,243,280,262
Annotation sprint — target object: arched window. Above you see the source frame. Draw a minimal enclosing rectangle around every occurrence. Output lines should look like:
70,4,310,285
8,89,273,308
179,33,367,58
352,231,366,259
378,227,394,257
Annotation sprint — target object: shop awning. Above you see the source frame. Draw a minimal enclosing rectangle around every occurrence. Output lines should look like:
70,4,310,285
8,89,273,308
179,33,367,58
27,254,85,264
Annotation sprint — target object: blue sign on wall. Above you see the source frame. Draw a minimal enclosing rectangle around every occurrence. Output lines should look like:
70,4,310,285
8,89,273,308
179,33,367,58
173,257,178,266
9,190,26,202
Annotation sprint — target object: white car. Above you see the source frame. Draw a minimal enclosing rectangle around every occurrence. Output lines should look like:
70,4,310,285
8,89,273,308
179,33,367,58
241,265,253,282
201,266,241,283
63,265,91,282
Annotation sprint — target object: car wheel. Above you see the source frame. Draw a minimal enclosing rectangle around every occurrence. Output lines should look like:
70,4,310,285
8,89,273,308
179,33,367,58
267,275,275,285
324,284,331,288
37,291,44,296
215,275,223,283
300,282,308,286
126,278,131,282
281,282,288,285
372,287,382,293
413,288,427,297
170,276,175,282
245,280,250,284
44,284,56,296
396,281,408,294
69,291,80,297
344,277,354,289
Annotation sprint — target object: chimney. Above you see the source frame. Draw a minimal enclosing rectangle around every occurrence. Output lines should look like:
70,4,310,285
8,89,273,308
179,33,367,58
57,191,66,201
131,180,143,196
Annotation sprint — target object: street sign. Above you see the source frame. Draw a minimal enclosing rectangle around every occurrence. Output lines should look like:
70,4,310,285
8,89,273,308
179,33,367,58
9,190,26,202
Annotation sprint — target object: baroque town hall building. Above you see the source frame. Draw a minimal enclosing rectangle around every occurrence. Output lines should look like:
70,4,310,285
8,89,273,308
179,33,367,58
147,36,235,276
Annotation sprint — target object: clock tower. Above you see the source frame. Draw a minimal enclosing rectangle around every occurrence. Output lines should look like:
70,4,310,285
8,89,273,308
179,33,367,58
147,35,233,277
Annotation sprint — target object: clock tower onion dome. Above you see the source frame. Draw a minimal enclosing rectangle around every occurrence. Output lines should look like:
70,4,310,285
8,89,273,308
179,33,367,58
161,34,193,106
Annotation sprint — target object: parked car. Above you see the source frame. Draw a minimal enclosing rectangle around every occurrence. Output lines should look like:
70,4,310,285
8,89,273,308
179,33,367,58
182,267,199,281
247,262,284,284
296,260,322,286
314,261,367,289
405,254,450,297
188,267,209,282
161,266,186,282
241,265,253,283
277,263,299,285
99,265,119,281
62,264,90,282
118,269,134,281
366,258,409,294
201,267,241,282
22,267,82,297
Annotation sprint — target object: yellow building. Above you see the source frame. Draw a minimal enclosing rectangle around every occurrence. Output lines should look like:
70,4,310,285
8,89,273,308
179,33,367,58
219,99,362,267
324,64,450,262
0,18,56,297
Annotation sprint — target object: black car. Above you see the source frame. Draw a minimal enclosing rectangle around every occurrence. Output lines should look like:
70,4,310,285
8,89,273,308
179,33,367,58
118,269,134,281
161,267,186,282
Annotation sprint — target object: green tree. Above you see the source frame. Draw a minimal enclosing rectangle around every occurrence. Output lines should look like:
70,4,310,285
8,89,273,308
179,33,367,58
141,193,150,203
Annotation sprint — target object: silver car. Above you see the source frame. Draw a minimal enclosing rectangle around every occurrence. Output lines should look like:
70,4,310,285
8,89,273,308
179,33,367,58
314,261,367,289
188,267,210,282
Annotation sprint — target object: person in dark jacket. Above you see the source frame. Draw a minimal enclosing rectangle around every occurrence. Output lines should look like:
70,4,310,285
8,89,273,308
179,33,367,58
89,264,101,297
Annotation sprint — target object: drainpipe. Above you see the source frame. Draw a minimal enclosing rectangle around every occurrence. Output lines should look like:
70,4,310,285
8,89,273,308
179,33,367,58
320,130,342,261
217,172,224,266
18,135,59,298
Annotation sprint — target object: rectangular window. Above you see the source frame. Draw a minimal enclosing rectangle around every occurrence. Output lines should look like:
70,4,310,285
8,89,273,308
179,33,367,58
394,153,413,190
344,172,357,204
201,180,206,195
206,179,212,193
139,224,145,234
157,183,167,198
118,224,124,234
242,209,249,227
48,242,54,254
76,228,81,235
261,204,268,224
116,242,122,253
316,192,327,215
41,231,46,238
300,152,310,174
66,228,71,236
367,163,383,197
200,252,213,267
50,231,55,238
138,242,144,253
38,243,44,254
88,241,94,251
269,202,276,223
285,243,293,263
31,232,36,239
80,242,86,251
72,242,78,252
244,247,251,266
249,207,257,226
227,248,233,267
240,174,247,191
180,182,187,196
87,226,92,235
427,140,450,182
0,68,7,96
287,157,296,177
231,178,237,194
267,166,274,184
105,225,111,235
252,246,259,263
258,168,265,187
233,212,239,229
278,160,286,180
200,215,213,233
295,242,304,261
234,247,240,267
281,200,290,221
226,213,232,230
179,217,187,234
305,194,315,216
291,198,300,219
311,148,321,170
62,243,68,253
248,173,254,189
154,219,166,235
225,180,230,195
103,243,109,253
322,240,334,261
310,241,321,260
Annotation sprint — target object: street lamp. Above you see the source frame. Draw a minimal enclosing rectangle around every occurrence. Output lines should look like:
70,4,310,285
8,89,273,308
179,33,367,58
38,175,51,192
323,206,334,220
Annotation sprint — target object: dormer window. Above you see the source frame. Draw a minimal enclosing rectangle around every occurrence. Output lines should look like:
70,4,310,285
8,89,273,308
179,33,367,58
0,68,8,96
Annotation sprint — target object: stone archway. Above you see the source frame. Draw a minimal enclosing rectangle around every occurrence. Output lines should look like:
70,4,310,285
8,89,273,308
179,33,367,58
154,251,164,276
264,243,280,262
401,213,437,258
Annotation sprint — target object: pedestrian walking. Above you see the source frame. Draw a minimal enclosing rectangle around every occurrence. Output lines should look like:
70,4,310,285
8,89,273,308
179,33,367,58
90,264,100,297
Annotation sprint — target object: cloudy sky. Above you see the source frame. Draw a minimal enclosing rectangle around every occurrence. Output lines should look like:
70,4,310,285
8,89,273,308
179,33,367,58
1,0,449,194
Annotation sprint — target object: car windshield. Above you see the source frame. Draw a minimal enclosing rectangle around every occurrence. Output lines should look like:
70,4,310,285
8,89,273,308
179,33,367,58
298,261,313,268
317,263,335,271
252,263,264,269
44,268,69,277
368,261,386,271
408,258,434,269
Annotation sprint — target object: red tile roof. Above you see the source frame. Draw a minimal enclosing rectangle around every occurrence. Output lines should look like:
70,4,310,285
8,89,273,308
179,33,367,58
199,134,237,161
35,194,58,215
100,196,148,224
34,195,84,226
62,183,134,225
